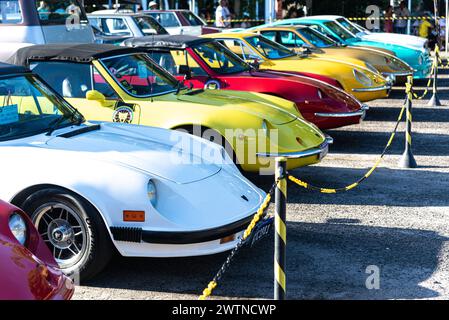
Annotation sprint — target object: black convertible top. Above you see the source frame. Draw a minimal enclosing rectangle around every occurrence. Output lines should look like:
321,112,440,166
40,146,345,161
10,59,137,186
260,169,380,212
122,35,211,49
0,62,29,76
7,43,146,67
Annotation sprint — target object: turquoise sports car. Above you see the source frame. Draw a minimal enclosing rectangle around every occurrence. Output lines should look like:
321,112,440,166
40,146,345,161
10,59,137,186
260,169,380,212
259,16,432,80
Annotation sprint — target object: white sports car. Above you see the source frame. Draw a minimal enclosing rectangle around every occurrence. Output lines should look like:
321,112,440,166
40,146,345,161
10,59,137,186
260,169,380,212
0,63,266,280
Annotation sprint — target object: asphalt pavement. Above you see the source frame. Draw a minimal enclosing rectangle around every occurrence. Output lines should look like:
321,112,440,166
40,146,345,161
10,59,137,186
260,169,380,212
74,69,449,300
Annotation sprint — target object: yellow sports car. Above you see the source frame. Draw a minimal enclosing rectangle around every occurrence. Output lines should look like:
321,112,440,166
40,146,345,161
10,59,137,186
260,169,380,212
203,32,391,102
251,25,413,82
10,44,331,172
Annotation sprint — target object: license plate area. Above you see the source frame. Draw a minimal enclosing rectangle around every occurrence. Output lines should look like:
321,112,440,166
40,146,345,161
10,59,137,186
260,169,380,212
244,217,274,247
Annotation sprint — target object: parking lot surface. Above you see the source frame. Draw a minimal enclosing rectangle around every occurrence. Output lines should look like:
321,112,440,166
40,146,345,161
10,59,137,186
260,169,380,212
74,70,449,300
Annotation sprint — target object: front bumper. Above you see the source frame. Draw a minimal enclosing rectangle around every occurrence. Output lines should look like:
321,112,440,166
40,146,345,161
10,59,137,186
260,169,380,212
111,214,255,245
256,137,332,159
352,84,391,93
314,105,369,119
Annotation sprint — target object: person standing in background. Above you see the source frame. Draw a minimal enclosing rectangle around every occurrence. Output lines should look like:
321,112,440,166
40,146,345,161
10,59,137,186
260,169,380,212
149,1,158,10
384,5,394,33
394,1,410,34
215,0,232,28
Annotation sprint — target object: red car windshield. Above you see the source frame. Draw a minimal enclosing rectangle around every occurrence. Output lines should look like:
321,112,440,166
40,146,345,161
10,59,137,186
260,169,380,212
193,41,250,75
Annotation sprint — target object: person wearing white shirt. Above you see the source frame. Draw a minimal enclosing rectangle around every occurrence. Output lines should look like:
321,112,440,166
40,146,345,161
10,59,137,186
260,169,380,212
215,0,231,28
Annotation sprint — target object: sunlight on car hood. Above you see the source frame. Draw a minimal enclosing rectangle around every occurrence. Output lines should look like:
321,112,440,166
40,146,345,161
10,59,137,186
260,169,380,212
45,124,222,184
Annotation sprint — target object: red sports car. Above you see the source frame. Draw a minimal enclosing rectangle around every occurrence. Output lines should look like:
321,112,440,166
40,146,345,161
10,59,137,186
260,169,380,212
0,200,74,300
123,35,368,130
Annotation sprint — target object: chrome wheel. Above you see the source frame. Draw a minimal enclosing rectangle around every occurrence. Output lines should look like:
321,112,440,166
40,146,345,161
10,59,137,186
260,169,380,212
33,203,88,269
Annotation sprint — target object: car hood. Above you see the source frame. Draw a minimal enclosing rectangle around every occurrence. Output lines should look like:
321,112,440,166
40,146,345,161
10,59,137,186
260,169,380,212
44,123,222,184
348,38,422,55
262,56,358,79
175,89,298,125
359,32,427,50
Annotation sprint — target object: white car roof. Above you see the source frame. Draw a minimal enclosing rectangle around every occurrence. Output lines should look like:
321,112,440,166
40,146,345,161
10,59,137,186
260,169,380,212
305,15,343,20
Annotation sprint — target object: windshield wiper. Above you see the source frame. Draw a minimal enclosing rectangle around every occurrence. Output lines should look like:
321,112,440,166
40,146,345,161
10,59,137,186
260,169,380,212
46,112,83,136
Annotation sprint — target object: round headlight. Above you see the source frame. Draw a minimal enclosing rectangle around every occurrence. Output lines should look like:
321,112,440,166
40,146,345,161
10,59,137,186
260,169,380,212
353,69,373,87
147,180,157,206
8,213,27,246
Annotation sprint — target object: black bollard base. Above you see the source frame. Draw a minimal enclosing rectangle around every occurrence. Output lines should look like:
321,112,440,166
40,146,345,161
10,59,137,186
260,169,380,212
427,93,442,107
398,150,418,168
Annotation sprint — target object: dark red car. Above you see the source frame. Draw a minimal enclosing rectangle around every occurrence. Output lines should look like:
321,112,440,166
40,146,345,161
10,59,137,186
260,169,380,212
0,200,74,300
123,35,368,130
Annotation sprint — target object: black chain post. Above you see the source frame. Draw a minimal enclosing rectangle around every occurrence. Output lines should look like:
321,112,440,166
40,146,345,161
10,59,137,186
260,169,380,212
428,49,442,107
399,76,418,168
274,157,287,300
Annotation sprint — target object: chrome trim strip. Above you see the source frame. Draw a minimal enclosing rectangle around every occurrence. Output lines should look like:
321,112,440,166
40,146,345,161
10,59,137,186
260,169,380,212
382,71,413,77
314,110,365,118
256,141,329,159
352,85,390,93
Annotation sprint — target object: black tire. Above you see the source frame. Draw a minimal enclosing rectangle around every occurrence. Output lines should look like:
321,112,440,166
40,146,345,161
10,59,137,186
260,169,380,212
21,188,113,281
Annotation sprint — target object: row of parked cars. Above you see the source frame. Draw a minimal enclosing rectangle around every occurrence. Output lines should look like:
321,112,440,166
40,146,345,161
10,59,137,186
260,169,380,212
0,1,432,299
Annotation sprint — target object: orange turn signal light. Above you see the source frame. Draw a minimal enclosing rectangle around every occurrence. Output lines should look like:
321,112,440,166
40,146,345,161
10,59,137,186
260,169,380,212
220,234,236,244
123,211,145,222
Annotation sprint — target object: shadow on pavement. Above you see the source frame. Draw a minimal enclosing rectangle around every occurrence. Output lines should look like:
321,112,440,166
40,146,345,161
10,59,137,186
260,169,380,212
326,130,449,156
364,106,449,122
251,166,449,207
82,221,447,300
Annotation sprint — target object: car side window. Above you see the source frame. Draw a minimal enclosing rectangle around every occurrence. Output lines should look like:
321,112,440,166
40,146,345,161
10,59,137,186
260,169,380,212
148,12,180,28
35,0,87,25
31,62,118,99
0,0,22,24
101,18,132,36
92,67,118,99
260,31,277,42
218,39,259,61
149,51,179,75
30,62,92,99
279,31,305,48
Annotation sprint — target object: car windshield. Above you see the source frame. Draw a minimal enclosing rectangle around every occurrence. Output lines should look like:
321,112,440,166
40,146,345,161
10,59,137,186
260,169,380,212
0,74,83,142
133,15,169,35
100,53,180,98
180,11,204,26
336,18,363,36
244,36,295,59
193,41,249,74
297,27,336,47
323,21,356,40
35,0,88,25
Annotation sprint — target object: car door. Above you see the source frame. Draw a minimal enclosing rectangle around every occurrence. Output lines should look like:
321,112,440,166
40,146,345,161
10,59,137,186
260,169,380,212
30,61,141,125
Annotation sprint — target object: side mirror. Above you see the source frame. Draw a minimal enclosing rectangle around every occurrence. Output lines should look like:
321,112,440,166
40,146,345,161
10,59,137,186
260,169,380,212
177,65,191,79
86,90,106,103
249,59,260,71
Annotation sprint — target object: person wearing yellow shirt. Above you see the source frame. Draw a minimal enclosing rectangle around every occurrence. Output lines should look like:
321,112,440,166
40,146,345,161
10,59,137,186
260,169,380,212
419,20,432,38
